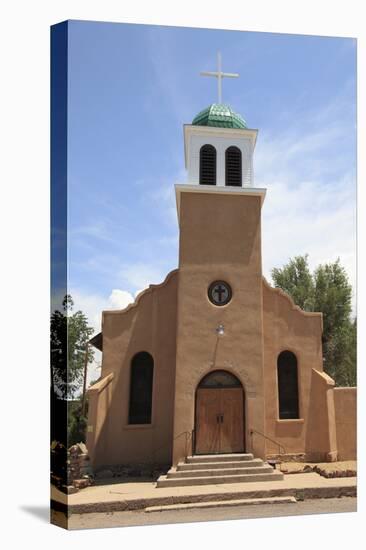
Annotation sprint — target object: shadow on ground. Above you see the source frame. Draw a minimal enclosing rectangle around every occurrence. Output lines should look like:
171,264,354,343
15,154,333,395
20,506,50,523
94,476,156,486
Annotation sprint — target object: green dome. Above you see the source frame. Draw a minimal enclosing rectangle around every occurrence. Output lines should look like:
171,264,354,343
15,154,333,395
192,103,247,129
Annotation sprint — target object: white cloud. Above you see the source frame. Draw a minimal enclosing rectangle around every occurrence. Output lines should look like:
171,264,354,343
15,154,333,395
70,222,118,245
70,261,177,385
70,288,135,334
118,262,168,292
254,82,355,185
70,287,135,386
255,103,356,312
261,177,356,285
108,289,134,310
139,170,185,230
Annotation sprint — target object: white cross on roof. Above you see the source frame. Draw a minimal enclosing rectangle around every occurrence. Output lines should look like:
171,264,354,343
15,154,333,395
200,51,239,104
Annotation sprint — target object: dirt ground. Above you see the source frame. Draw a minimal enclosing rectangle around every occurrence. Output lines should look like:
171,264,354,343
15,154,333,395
279,460,357,477
65,496,357,530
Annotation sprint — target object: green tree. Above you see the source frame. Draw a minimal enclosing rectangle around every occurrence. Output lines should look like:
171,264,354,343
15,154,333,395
68,399,88,445
313,260,352,339
271,255,315,311
51,294,95,400
271,255,356,386
345,318,357,386
313,260,354,385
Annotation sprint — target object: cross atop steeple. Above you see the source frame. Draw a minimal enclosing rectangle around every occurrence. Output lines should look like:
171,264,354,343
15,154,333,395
200,52,239,104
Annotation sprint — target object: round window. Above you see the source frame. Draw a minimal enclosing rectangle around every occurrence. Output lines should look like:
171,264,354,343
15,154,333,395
208,280,232,306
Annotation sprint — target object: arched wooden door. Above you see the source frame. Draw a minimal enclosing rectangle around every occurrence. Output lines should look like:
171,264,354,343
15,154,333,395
195,371,245,454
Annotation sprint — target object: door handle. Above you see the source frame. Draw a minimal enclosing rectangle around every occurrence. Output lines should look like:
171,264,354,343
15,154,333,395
220,414,224,424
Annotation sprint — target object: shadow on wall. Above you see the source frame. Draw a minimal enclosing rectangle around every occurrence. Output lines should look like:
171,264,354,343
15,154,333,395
306,369,346,463
87,271,178,470
333,387,357,461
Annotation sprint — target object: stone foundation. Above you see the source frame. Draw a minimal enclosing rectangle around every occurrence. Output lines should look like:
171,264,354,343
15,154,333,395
67,443,94,491
94,463,170,480
266,451,338,463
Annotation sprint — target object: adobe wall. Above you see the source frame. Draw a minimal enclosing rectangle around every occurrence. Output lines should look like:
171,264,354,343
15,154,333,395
86,373,114,464
262,279,336,461
306,369,338,462
334,387,357,460
87,270,178,469
173,191,267,464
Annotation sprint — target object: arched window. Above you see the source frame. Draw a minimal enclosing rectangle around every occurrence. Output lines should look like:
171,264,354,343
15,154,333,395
199,144,216,185
198,370,242,389
277,351,299,419
128,352,154,424
225,146,242,187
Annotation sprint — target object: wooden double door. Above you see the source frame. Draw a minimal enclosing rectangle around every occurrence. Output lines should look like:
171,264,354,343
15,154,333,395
195,387,245,454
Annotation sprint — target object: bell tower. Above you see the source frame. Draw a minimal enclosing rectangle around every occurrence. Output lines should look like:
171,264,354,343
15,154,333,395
172,54,267,464
184,104,258,187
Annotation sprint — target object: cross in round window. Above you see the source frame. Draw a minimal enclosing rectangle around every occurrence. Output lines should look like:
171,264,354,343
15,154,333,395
208,281,232,306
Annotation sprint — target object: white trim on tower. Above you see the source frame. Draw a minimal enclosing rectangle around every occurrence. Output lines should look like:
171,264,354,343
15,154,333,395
183,124,258,187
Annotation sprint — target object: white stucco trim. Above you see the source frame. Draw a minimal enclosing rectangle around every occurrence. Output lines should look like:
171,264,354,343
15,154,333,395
183,124,258,187
183,124,258,164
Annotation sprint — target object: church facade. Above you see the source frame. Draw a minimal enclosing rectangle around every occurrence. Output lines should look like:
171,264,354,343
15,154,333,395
86,102,356,472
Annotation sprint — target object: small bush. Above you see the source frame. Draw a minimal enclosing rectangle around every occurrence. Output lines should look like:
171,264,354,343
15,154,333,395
68,400,88,446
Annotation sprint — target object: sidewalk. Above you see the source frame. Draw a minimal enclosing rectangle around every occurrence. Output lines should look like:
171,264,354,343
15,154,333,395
52,472,357,514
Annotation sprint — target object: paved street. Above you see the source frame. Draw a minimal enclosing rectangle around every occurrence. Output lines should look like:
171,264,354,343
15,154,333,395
67,496,356,530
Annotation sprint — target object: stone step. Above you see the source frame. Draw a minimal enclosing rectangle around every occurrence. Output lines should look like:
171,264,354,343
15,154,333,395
168,465,274,478
156,471,284,488
145,496,296,512
177,458,264,471
186,453,254,464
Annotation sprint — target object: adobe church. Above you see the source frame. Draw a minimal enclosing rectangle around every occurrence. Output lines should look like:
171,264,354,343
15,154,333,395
86,59,356,481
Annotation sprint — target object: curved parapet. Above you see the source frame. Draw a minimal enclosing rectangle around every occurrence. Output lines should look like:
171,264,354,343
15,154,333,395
102,268,179,318
262,276,323,329
90,269,179,467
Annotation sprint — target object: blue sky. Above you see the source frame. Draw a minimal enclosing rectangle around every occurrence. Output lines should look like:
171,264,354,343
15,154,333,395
66,20,356,340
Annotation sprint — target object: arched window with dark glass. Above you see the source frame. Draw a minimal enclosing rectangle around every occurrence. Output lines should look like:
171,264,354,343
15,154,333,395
198,370,242,389
128,352,154,424
199,144,216,185
225,146,242,187
277,351,299,419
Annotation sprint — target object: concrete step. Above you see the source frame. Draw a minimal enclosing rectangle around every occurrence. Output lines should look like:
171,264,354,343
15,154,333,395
156,471,284,488
168,465,274,478
145,496,296,512
177,458,264,471
186,453,254,464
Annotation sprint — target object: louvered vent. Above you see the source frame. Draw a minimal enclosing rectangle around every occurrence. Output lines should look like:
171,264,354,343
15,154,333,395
225,146,242,187
199,144,216,185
